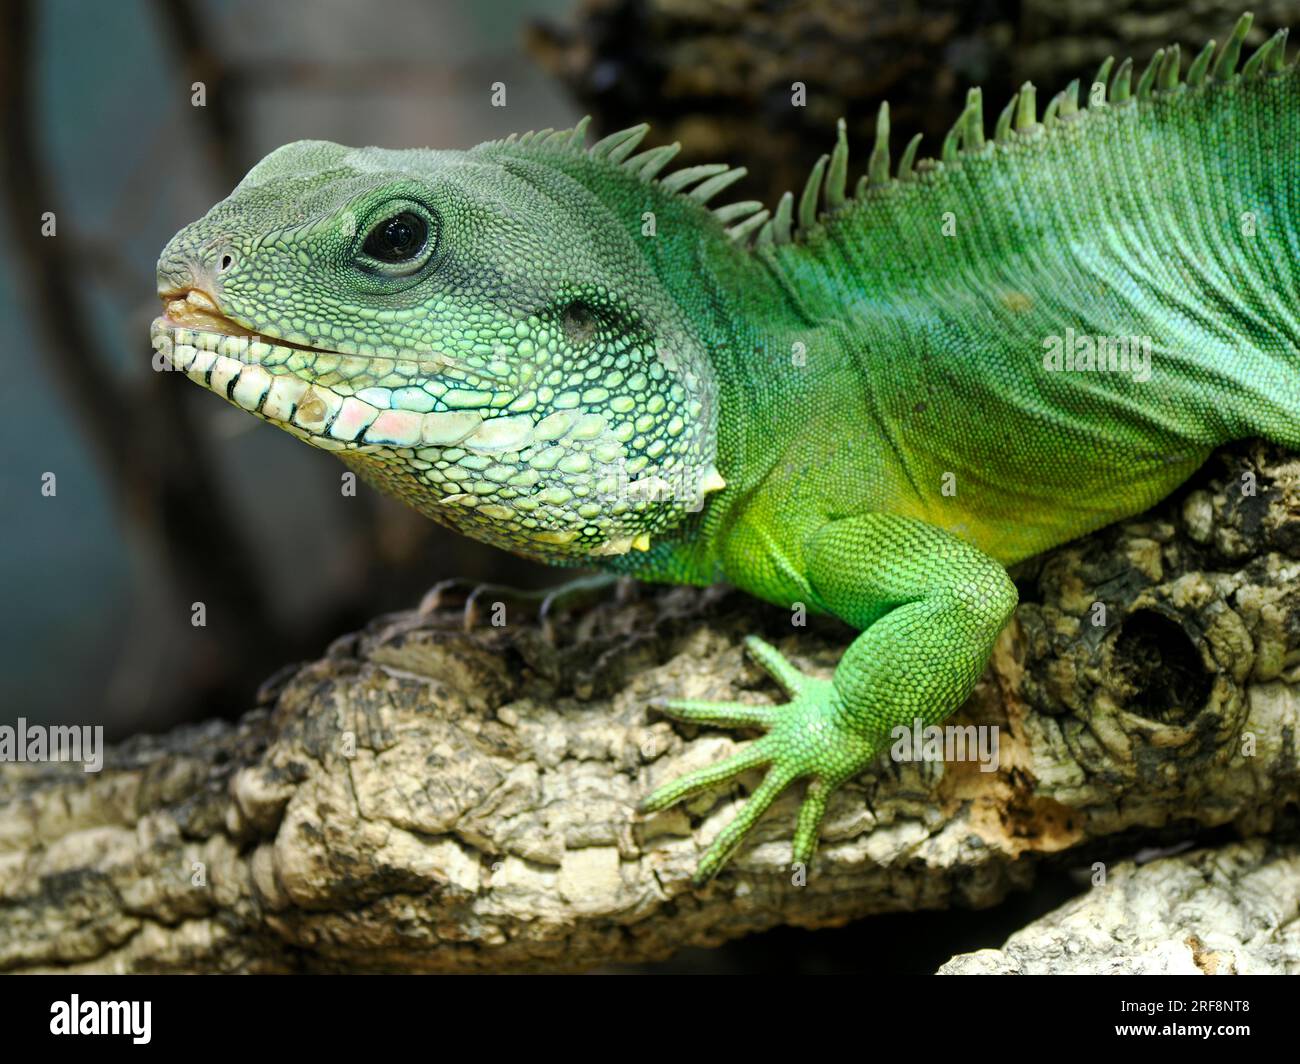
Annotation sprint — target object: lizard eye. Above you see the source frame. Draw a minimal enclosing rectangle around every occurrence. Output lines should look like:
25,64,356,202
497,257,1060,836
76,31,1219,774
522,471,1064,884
363,212,428,263
353,203,439,280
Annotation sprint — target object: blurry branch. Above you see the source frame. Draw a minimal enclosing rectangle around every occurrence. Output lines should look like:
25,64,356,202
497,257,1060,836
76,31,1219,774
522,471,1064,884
152,0,245,191
1,442,1299,972
0,0,134,480
0,0,275,714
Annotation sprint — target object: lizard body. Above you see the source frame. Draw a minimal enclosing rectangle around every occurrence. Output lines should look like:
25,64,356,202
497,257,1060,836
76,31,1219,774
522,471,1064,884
153,14,1300,880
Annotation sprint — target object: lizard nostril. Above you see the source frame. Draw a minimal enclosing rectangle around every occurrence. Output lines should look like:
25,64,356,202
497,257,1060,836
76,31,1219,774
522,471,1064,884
218,252,235,273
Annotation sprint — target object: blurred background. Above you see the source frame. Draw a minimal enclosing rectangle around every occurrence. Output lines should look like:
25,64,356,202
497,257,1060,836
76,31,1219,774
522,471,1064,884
1,0,1293,971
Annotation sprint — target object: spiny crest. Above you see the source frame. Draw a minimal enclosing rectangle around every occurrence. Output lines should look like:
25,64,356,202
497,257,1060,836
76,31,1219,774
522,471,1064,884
586,122,768,243
498,115,593,151
758,12,1288,248
507,14,1288,250
491,114,768,243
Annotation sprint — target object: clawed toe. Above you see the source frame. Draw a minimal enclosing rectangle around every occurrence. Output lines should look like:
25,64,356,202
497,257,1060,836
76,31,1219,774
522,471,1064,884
642,637,868,881
417,573,626,637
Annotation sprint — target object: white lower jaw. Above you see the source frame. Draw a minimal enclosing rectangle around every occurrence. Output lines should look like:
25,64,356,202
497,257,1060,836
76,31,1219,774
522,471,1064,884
151,320,358,449
149,319,494,451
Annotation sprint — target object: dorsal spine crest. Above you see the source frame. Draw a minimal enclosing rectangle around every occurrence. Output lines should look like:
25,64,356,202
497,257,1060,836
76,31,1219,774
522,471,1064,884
507,14,1285,252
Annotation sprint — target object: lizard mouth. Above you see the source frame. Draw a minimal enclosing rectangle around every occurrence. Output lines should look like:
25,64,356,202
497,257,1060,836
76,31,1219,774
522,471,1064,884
155,288,337,352
150,290,493,449
151,289,360,440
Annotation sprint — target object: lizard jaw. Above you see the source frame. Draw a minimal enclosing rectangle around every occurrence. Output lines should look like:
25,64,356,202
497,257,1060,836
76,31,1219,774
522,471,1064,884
149,297,723,565
149,291,472,452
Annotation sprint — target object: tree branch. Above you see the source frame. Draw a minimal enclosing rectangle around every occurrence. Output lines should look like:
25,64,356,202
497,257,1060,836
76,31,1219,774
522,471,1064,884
2,441,1299,972
940,839,1300,974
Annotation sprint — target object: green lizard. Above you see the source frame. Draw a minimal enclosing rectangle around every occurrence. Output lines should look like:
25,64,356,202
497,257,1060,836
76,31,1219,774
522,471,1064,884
153,13,1300,883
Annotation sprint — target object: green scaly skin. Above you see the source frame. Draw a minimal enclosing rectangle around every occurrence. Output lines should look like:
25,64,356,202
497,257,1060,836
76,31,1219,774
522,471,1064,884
153,14,1300,882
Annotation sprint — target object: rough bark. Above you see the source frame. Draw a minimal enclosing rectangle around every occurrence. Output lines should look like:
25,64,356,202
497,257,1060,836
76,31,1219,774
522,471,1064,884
939,839,1300,974
2,440,1300,973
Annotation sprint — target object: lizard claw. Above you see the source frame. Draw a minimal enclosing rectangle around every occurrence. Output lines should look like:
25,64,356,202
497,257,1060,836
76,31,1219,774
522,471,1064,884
643,636,879,884
418,573,631,643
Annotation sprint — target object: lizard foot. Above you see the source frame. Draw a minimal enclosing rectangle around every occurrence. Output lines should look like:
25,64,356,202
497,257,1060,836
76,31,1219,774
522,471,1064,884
641,635,879,884
418,573,632,643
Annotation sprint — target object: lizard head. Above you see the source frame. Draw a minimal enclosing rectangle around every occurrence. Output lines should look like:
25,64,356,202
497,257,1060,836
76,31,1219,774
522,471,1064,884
152,126,724,563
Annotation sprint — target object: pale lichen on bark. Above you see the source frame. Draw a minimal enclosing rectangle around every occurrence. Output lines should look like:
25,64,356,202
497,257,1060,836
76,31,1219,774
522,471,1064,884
1,441,1299,972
